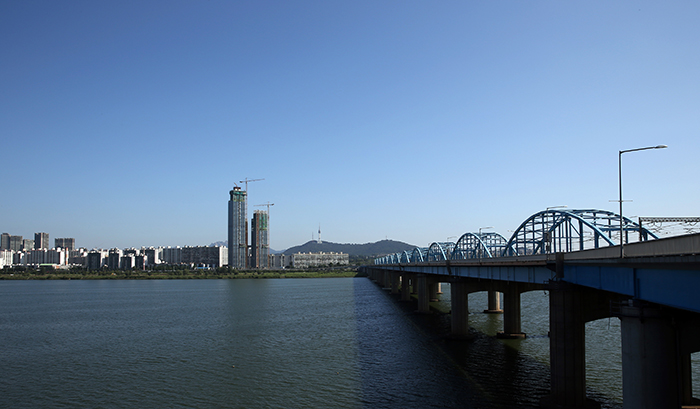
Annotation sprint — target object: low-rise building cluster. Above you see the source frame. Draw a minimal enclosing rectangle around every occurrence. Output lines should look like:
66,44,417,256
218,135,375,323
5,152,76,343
1,231,349,270
1,232,230,270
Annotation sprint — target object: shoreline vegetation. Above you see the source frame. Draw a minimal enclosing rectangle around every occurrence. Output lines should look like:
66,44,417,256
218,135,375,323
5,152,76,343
0,267,365,280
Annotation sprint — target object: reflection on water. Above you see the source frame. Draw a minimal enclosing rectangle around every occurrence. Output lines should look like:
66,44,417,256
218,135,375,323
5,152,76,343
430,283,700,407
2,278,696,408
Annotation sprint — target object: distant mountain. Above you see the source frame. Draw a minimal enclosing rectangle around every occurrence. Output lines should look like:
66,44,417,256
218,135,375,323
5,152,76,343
209,239,415,257
283,239,416,257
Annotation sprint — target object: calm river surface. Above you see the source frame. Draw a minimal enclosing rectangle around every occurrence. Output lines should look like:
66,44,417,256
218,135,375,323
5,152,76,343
2,278,696,408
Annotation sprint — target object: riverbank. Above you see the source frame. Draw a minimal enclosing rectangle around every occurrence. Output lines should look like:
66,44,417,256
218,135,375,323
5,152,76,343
0,268,363,280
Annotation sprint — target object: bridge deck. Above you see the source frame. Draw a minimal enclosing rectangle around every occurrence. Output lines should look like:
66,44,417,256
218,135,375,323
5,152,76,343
371,233,700,313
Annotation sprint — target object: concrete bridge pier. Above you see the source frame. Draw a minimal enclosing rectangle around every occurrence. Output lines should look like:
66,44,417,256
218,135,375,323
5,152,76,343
497,284,526,339
542,282,596,409
416,274,430,313
390,272,400,294
400,274,412,301
429,281,440,302
484,291,503,313
450,280,470,338
367,268,376,282
619,303,683,409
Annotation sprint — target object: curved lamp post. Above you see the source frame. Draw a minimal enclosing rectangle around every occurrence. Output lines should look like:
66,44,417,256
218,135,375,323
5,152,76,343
619,145,667,257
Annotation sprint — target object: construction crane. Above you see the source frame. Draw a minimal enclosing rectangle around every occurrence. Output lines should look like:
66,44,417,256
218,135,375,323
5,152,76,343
255,202,274,234
255,202,274,213
240,178,264,192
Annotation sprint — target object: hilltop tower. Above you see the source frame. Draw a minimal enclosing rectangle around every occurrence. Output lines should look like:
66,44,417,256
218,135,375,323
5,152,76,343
228,186,248,268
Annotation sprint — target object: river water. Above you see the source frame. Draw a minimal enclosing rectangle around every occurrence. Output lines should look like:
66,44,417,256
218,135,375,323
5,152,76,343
1,278,695,408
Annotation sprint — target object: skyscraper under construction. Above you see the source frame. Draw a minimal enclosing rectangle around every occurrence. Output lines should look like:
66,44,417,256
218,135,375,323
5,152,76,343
251,210,269,269
228,187,247,268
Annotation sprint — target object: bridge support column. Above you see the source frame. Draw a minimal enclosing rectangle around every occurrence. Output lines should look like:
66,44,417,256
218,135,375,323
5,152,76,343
400,274,412,301
484,291,503,313
416,274,430,313
619,303,681,409
368,268,377,282
542,282,595,409
390,272,400,294
450,280,469,338
498,284,525,339
429,281,440,302
386,271,394,289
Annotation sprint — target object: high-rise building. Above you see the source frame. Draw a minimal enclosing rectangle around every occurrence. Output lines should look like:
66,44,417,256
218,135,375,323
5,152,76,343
107,249,122,270
143,248,161,267
1,233,10,250
161,247,181,264
86,251,105,270
228,187,247,269
181,246,228,268
9,235,23,252
22,239,34,251
35,232,49,250
55,238,75,251
251,210,269,269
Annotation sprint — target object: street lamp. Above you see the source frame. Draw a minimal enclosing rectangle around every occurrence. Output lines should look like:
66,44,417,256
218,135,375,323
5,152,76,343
477,227,493,259
479,226,493,236
618,144,667,257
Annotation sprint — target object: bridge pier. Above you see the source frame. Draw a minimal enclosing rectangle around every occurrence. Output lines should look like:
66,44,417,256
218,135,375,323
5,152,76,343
429,281,440,302
378,270,388,288
390,272,400,295
542,282,597,409
416,274,430,313
484,291,503,313
400,274,412,301
497,284,526,339
619,302,686,409
450,280,470,338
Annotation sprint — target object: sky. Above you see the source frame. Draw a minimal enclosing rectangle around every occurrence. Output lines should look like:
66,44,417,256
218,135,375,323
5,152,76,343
1,1,699,251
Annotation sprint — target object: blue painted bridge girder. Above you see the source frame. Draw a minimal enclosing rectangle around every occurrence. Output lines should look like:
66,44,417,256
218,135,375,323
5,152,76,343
382,261,554,286
563,259,700,314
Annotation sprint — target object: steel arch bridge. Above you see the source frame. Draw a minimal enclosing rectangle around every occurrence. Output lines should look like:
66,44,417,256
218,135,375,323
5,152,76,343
453,232,509,259
374,208,658,265
502,209,658,256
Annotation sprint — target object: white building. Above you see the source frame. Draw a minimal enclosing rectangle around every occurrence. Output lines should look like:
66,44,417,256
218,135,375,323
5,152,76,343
290,252,349,268
161,247,181,264
21,249,67,266
0,250,12,269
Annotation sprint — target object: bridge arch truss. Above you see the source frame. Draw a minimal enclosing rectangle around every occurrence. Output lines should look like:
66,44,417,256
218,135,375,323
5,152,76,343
502,209,658,256
452,232,509,259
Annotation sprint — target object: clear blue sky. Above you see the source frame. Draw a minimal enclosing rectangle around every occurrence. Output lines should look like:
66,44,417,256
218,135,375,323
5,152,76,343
2,1,698,251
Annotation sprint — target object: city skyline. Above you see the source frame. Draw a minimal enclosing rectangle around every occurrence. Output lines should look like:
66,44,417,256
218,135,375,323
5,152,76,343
2,1,699,251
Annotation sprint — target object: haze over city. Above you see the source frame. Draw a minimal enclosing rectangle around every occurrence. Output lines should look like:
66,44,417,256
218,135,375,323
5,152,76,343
2,1,698,251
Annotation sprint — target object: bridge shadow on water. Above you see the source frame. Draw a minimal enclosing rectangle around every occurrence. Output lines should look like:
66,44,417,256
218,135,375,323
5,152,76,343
354,278,622,409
